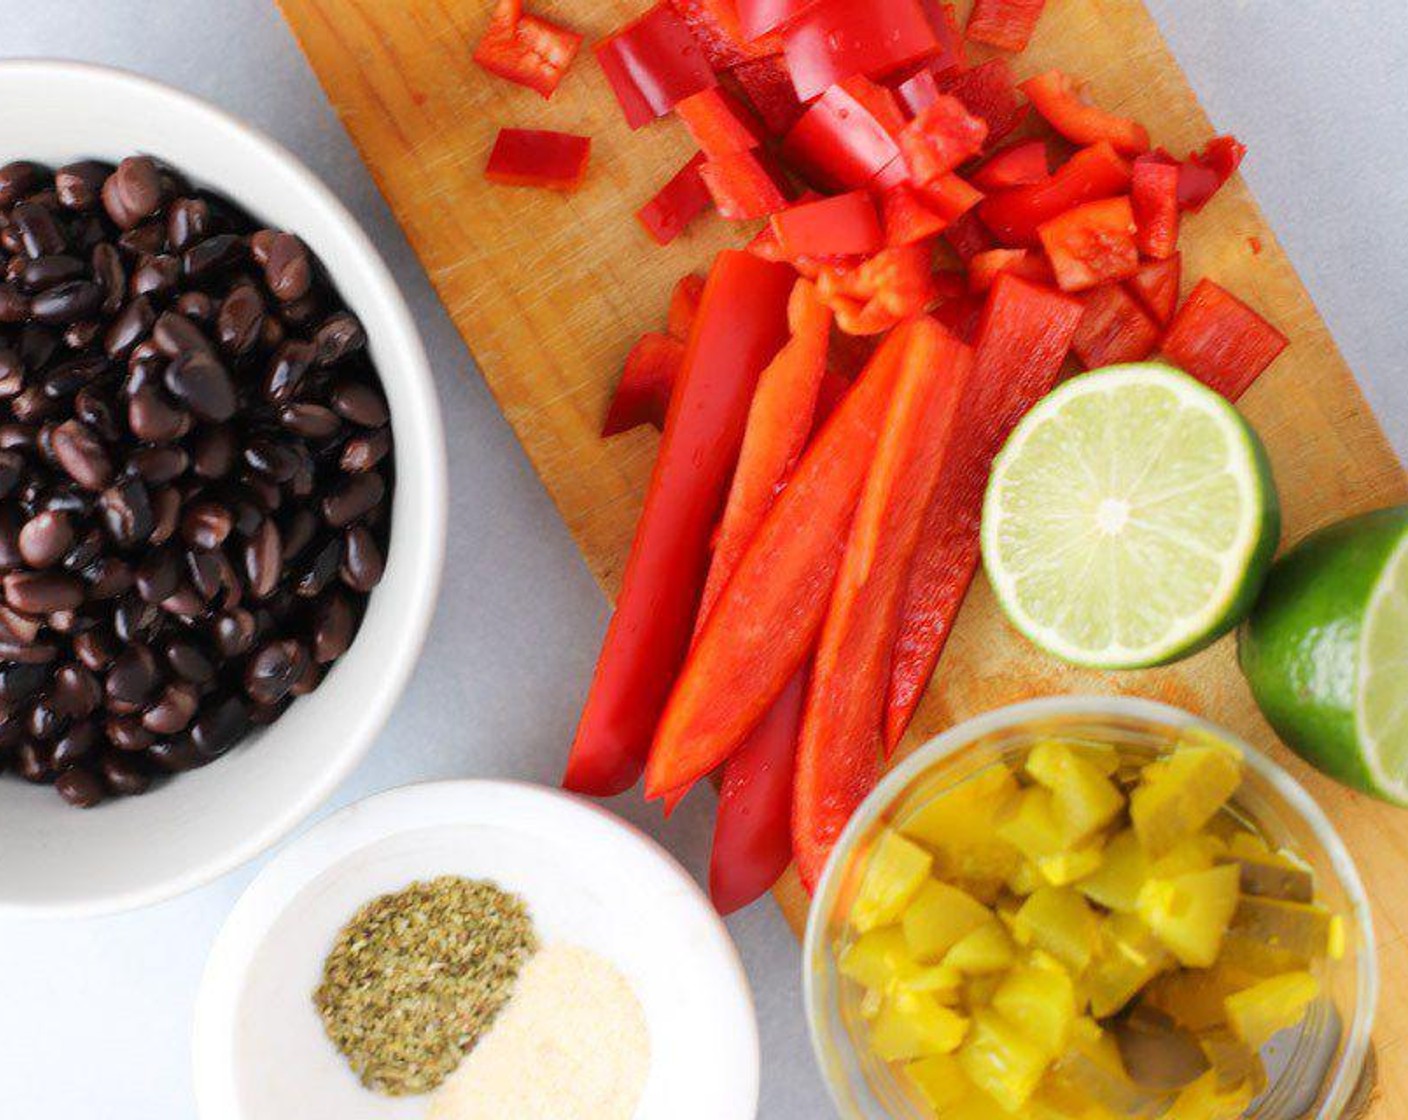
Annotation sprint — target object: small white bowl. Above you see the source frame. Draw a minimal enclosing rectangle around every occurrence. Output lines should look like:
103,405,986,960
0,61,447,917
192,780,759,1120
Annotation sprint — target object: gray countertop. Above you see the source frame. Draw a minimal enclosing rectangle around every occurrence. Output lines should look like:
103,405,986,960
0,2,1404,1117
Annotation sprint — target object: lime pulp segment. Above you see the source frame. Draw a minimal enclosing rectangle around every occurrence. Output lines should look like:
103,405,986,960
1359,530,1408,800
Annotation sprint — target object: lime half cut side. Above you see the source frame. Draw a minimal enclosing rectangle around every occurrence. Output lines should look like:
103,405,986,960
1361,529,1408,801
982,364,1280,670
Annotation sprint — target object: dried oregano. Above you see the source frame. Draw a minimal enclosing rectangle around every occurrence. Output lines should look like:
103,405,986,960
313,876,537,1095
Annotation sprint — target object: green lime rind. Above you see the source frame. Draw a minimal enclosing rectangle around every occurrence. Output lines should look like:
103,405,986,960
981,364,1280,671
1239,504,1408,805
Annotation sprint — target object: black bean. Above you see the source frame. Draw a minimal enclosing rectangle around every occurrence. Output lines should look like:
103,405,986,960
4,570,83,613
244,639,308,705
340,525,384,592
330,380,389,427
42,355,110,401
183,233,246,279
104,296,155,359
102,156,163,230
340,427,391,473
135,546,181,603
147,737,203,773
244,518,282,599
0,282,30,322
164,638,215,685
18,510,74,568
117,220,166,258
20,254,85,292
50,418,113,491
213,608,257,657
175,291,213,322
0,663,48,704
295,535,341,597
166,197,210,252
147,486,181,547
73,628,118,671
280,509,317,561
30,280,104,325
313,594,354,663
278,402,340,440
55,161,112,211
191,426,237,479
164,349,235,421
129,445,188,485
14,741,54,783
105,644,160,707
312,310,367,366
262,232,311,301
0,161,46,208
143,681,198,735
216,284,264,355
100,750,152,796
74,387,121,442
51,663,101,719
181,500,232,550
190,695,249,759
106,715,154,753
130,254,180,300
55,767,105,807
52,722,98,770
127,384,189,443
322,472,385,527
92,241,126,315
12,201,67,258
99,475,154,546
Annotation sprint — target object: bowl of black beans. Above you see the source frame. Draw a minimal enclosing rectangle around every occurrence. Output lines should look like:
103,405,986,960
0,61,447,915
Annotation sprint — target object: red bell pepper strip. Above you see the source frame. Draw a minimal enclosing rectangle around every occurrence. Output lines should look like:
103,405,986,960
675,87,767,157
1178,136,1246,212
595,3,718,130
1038,195,1141,292
1126,253,1180,326
1131,158,1180,260
944,209,996,261
772,191,884,259
967,248,1053,293
700,148,792,219
473,0,583,99
669,0,781,69
668,273,707,338
920,0,966,75
781,78,904,191
636,153,714,245
698,279,833,625
935,60,1030,149
794,319,973,888
737,0,824,38
729,56,806,135
899,97,989,184
708,668,808,914
1071,282,1160,368
971,140,1051,191
782,0,941,102
817,245,935,335
565,252,795,796
880,183,950,246
644,327,913,798
966,0,1047,53
1021,71,1150,155
1160,279,1288,400
484,129,592,191
980,141,1131,246
885,275,1083,749
603,333,686,436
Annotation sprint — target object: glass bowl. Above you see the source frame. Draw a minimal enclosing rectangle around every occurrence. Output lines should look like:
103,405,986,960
803,696,1377,1120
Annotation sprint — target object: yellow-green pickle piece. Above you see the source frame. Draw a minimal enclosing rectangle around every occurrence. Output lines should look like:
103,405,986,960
851,829,933,932
1130,736,1242,857
1224,970,1319,1050
958,1008,1052,1112
1013,887,1100,973
871,990,970,1061
1026,741,1126,843
1136,863,1241,967
903,879,993,962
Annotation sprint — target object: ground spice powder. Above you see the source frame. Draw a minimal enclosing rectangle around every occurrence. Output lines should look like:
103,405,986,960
312,876,536,1096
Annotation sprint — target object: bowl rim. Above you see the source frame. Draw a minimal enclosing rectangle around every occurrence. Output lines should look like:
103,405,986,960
802,695,1378,1120
0,59,448,919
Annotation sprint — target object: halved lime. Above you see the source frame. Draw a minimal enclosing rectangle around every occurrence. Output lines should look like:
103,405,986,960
1240,505,1408,804
981,364,1280,670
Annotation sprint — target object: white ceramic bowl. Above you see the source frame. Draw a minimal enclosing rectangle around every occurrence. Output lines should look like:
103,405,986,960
193,780,759,1120
0,61,447,917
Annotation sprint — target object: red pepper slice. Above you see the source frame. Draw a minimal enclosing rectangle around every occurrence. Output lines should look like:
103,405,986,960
936,59,1030,149
965,0,1047,53
979,141,1131,246
899,97,989,185
1160,279,1287,400
781,78,905,192
565,252,795,796
782,0,941,102
596,3,718,130
815,367,854,417
1178,135,1246,212
1071,282,1161,368
880,183,951,246
885,275,1083,749
484,128,592,191
644,327,913,798
473,0,584,99
708,668,807,914
944,209,996,261
676,87,767,156
729,56,806,135
817,244,936,335
772,191,884,259
932,291,985,342
670,0,781,69
737,0,823,38
668,273,707,338
794,319,973,888
1037,195,1140,292
921,0,966,75
894,68,940,117
1131,158,1180,260
971,140,1050,191
700,148,793,219
1021,71,1150,155
1126,253,1180,325
603,332,686,436
636,153,714,245
967,247,1053,293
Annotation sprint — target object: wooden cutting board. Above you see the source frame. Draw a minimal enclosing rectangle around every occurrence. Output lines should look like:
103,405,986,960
280,0,1404,1111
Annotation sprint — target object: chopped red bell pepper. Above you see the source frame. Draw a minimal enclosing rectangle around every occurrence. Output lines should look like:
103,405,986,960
729,56,806,135
1126,253,1180,325
966,0,1047,53
894,68,940,117
899,97,989,185
603,332,686,436
1071,282,1160,368
668,273,707,338
935,59,1029,149
676,87,767,156
637,153,714,245
919,173,984,220
971,140,1050,191
815,367,854,417
1178,135,1246,212
931,290,985,342
644,327,912,798
1131,158,1180,260
669,0,781,69
1160,279,1287,399
817,244,935,335
794,318,973,888
708,668,807,914
473,0,584,99
885,275,1083,749
979,141,1131,246
827,330,878,380
881,183,949,246
772,191,884,259
737,0,823,38
484,128,592,191
596,3,718,130
1021,71,1150,155
565,252,795,797
921,0,966,75
1038,195,1140,292
782,0,941,102
700,148,793,219
781,78,905,191
944,209,996,261
967,247,1053,293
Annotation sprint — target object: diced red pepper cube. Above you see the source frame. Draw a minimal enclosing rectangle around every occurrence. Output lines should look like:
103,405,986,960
782,0,941,102
700,148,793,219
971,140,1050,191
603,332,687,435
944,209,996,261
669,0,781,69
918,173,984,221
979,141,1132,246
1021,71,1150,155
782,79,904,191
936,59,1029,148
1071,282,1161,367
729,56,805,135
899,96,989,185
967,248,1053,293
737,0,823,39
676,87,766,156
1038,196,1140,291
1131,158,1180,260
1126,254,1181,325
595,3,718,129
484,128,592,191
966,0,1047,53
1178,135,1246,212
637,153,714,245
881,183,949,246
817,244,935,334
473,0,584,99
1160,279,1287,399
893,68,940,117
772,190,884,259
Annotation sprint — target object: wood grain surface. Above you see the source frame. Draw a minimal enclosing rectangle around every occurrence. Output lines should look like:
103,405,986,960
279,0,1404,1111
